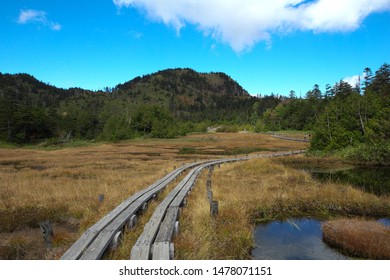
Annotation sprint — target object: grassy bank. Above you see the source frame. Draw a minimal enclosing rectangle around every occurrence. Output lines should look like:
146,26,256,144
174,156,390,259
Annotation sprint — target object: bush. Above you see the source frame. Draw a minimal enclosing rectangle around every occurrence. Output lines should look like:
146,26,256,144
99,116,133,142
216,125,239,133
338,143,390,165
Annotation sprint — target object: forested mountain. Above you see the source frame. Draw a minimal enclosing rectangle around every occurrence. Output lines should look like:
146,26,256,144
0,69,281,143
112,68,255,122
2,63,388,163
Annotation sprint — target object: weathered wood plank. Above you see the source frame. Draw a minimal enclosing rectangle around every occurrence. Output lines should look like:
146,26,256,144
154,207,179,243
152,242,172,260
79,204,140,260
130,164,209,259
61,161,203,260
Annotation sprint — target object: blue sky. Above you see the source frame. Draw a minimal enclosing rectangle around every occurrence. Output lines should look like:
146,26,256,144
1,1,390,96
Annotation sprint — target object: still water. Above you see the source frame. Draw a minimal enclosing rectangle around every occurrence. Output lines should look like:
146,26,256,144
286,162,390,196
252,218,350,260
252,162,390,260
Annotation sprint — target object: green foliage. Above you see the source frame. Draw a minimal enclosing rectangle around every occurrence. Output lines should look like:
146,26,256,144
2,69,260,145
1,64,388,155
336,143,390,165
99,116,133,142
260,86,324,132
309,63,390,164
216,125,239,133
178,147,197,154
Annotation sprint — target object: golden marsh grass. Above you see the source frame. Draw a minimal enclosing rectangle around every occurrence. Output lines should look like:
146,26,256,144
0,133,308,259
322,219,390,259
174,156,390,259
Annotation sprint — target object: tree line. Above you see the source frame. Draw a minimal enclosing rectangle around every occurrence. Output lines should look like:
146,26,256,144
1,64,388,164
257,63,390,163
0,70,281,144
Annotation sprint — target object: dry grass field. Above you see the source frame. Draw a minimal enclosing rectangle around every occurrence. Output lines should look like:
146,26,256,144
0,132,307,259
174,156,390,259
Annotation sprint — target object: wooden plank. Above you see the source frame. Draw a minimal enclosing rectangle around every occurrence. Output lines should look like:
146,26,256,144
152,242,171,260
130,217,162,260
61,161,203,260
154,207,179,243
130,165,207,260
79,204,140,260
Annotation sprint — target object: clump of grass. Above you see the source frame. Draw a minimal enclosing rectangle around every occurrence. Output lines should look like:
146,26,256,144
0,237,27,260
0,205,69,232
178,147,198,154
322,219,390,259
222,147,270,155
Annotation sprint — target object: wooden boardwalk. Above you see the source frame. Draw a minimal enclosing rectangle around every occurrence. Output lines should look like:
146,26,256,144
61,150,305,260
131,151,305,260
130,158,245,260
60,161,208,260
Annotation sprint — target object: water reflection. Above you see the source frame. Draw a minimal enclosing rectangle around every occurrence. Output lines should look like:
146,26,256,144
285,162,390,196
252,218,350,260
310,166,390,196
379,218,390,227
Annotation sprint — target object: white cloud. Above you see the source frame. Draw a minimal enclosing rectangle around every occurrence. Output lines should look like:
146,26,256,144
129,30,143,39
17,9,62,31
113,0,390,52
343,74,362,87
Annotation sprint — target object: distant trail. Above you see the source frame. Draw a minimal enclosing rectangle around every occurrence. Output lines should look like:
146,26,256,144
61,150,305,260
270,134,310,143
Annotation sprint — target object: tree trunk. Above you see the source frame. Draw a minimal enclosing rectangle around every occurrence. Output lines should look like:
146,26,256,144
358,103,366,135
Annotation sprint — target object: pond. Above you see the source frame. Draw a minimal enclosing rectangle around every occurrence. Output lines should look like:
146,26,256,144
252,218,350,260
379,218,390,227
294,164,390,196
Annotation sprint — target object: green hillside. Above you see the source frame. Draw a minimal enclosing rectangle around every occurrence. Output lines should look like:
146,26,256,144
0,68,280,144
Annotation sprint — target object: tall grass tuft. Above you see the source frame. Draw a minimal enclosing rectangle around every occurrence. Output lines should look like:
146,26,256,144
322,219,390,259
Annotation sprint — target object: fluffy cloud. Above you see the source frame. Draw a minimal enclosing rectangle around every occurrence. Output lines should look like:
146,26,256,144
17,9,62,31
113,0,390,52
343,74,362,87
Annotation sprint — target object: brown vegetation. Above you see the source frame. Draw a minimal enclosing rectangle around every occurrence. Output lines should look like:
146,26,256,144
0,133,307,259
322,219,390,259
174,156,390,259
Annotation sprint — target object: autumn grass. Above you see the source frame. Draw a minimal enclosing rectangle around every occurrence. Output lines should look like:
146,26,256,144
322,219,390,259
0,132,307,259
175,170,253,259
0,142,184,259
174,156,390,259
